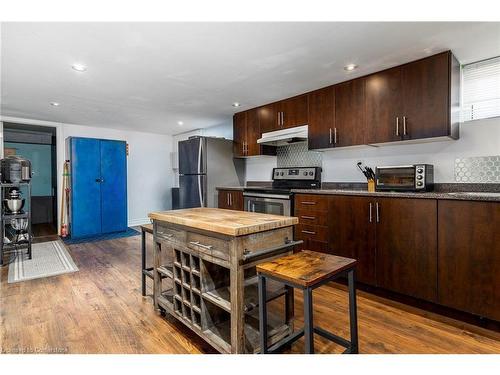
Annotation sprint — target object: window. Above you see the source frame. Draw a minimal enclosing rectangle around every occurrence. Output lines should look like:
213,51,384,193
461,56,500,122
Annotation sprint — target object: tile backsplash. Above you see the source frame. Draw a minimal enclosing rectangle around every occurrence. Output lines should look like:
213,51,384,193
276,141,322,168
455,155,500,183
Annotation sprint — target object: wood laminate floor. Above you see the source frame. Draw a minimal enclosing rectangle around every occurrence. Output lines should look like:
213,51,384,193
1,234,499,354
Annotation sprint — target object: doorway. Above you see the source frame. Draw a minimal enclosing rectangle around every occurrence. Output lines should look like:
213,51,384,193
3,123,58,240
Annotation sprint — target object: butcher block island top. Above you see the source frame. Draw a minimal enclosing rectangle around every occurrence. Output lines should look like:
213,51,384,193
148,207,300,353
148,207,298,236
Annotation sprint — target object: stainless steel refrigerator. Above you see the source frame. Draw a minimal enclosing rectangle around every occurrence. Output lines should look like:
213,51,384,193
178,137,244,209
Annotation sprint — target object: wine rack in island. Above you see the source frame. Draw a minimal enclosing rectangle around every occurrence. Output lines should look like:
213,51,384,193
152,217,300,354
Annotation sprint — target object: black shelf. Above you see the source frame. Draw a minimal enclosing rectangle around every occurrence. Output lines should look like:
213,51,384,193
1,181,32,266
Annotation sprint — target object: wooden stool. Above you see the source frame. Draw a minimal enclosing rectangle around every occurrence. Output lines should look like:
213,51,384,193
141,224,154,296
257,250,358,354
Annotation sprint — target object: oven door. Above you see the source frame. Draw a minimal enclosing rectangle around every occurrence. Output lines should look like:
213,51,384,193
375,165,416,191
243,193,291,216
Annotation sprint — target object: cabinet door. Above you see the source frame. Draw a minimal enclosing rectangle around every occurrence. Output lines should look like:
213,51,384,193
245,108,260,156
438,201,500,320
233,112,246,157
280,95,308,129
100,140,127,233
229,191,244,211
335,79,366,147
218,190,230,209
365,67,403,144
308,86,335,150
402,51,450,139
70,138,102,238
376,198,437,301
257,103,279,133
330,196,376,284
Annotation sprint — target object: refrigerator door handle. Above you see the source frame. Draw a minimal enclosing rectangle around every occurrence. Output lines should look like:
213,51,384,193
197,139,203,174
198,174,204,207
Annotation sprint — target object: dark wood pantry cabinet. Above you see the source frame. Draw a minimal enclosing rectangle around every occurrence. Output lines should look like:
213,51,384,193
437,200,500,321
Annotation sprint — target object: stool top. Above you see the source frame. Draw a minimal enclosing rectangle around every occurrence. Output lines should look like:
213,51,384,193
140,224,153,233
256,250,357,287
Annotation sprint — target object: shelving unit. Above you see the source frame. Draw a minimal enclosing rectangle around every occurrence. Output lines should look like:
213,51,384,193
0,181,32,266
153,230,296,353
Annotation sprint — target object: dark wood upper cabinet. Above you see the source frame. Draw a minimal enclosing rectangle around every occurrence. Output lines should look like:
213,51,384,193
335,78,366,147
365,67,403,144
245,108,261,156
257,103,279,134
308,86,335,150
280,95,308,129
329,195,377,285
233,111,246,157
401,51,457,140
375,198,437,302
437,201,500,321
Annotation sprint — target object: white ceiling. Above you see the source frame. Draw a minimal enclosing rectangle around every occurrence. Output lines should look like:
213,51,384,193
1,22,499,135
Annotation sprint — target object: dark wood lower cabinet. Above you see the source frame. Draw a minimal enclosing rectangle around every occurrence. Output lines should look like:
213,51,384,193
329,196,376,285
217,190,243,211
375,198,437,302
294,193,499,321
437,200,500,321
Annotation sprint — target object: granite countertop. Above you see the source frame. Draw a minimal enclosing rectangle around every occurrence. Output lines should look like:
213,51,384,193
148,207,298,236
215,186,245,191
291,189,500,202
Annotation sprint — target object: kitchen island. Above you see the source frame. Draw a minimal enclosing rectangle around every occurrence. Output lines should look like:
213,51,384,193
148,208,300,353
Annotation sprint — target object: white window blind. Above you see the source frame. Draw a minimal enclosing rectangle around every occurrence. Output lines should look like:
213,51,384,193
462,56,500,121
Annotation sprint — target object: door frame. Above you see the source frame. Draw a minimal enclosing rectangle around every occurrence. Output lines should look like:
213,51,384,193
1,116,64,235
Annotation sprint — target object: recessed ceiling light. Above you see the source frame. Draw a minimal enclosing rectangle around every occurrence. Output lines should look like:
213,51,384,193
50,102,60,106
177,121,184,126
344,64,358,71
232,102,241,107
72,63,87,72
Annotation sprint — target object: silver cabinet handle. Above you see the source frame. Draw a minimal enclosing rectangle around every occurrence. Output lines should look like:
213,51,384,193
300,201,317,205
301,230,316,235
369,202,373,223
281,111,285,127
189,241,213,250
229,193,232,206
300,215,316,220
158,232,173,239
334,127,338,144
376,202,380,223
395,117,400,136
329,128,332,144
403,116,407,136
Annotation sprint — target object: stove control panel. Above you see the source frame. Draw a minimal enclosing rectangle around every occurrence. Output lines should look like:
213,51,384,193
273,167,320,180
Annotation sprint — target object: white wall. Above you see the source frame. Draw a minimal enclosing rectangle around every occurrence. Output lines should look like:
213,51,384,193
1,117,174,229
245,118,500,183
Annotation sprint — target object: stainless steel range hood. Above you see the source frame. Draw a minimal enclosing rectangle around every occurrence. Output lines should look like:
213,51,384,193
257,125,308,146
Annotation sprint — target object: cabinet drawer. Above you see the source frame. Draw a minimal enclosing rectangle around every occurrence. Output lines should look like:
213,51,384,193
295,224,328,242
295,194,329,211
186,232,230,261
295,209,328,226
156,224,186,243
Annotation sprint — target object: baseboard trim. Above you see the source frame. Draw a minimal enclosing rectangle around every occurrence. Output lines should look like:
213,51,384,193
128,217,151,227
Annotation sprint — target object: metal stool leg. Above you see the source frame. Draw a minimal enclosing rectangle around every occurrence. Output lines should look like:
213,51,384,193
303,287,314,354
258,274,268,354
348,269,359,354
141,229,146,296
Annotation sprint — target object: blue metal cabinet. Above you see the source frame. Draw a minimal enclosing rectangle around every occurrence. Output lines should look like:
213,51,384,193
68,137,127,239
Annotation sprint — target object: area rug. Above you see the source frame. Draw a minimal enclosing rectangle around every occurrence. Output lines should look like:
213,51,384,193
61,227,140,245
8,240,79,283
